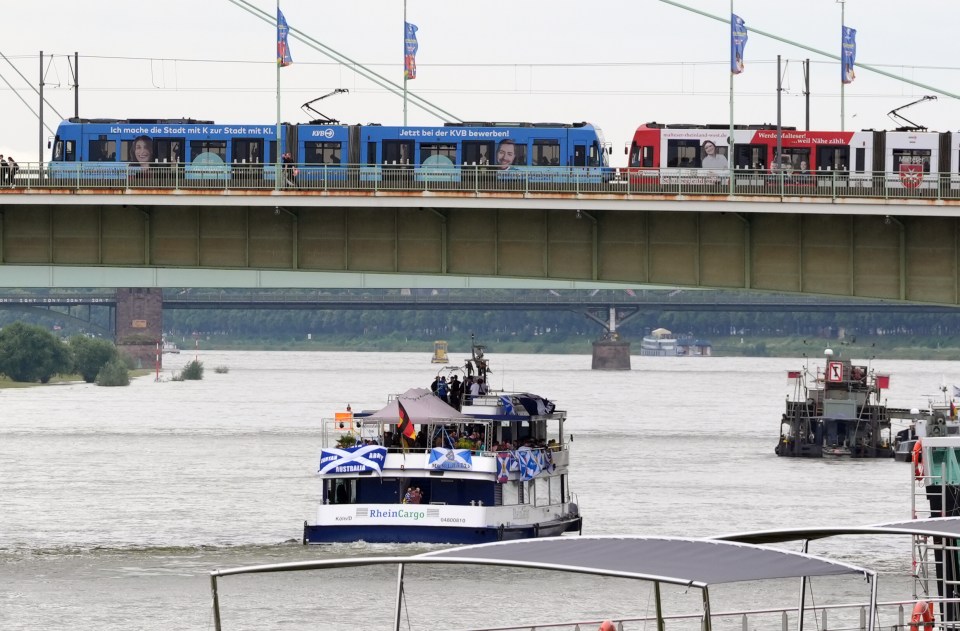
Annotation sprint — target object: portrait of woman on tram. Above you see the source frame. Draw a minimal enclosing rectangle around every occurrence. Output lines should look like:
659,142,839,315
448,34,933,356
700,140,728,169
130,135,154,172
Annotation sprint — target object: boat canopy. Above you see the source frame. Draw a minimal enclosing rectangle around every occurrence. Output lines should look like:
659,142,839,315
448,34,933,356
362,387,469,422
417,535,870,587
713,516,960,545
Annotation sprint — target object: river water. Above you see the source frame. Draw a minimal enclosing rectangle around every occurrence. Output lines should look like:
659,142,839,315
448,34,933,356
0,350,949,630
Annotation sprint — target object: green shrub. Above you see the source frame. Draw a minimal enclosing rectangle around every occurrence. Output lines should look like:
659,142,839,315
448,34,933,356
0,322,72,383
336,434,358,448
214,365,229,374
180,360,204,380
96,359,130,387
69,335,119,383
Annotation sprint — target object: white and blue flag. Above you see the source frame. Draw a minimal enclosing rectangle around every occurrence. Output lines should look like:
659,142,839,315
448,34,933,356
428,448,473,470
319,444,386,474
500,395,515,415
841,26,857,84
518,449,542,481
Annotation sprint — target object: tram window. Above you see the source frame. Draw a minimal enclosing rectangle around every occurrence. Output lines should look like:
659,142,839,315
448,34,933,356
893,149,931,173
816,146,850,172
772,148,810,173
304,141,342,165
666,139,700,168
190,140,227,162
367,142,377,166
855,148,866,173
462,141,494,166
64,140,75,162
382,140,414,165
232,138,264,164
589,143,599,166
734,144,765,170
153,138,184,165
419,143,456,164
88,138,116,162
533,140,560,166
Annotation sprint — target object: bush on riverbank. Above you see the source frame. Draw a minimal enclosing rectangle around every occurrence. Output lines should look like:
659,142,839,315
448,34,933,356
96,359,130,387
179,360,204,380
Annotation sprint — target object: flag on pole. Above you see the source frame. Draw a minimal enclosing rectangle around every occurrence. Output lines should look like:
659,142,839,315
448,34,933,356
730,14,748,75
277,8,293,67
841,26,857,84
397,400,417,441
404,22,419,80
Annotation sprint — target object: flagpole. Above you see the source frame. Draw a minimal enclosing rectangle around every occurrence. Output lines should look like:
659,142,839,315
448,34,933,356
839,0,845,132
403,0,408,125
728,0,734,195
275,0,281,191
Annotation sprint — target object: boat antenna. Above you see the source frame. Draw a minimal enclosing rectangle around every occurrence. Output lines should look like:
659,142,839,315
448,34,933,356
887,95,937,131
301,88,349,124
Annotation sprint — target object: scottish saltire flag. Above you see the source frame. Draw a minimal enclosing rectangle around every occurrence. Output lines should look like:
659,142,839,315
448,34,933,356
319,444,386,474
730,14,747,75
500,395,515,415
539,449,555,473
277,8,293,67
428,448,473,470
496,453,513,483
404,22,419,80
841,26,857,84
517,449,542,481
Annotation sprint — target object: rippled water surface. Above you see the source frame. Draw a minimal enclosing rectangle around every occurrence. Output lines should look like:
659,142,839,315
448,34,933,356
0,349,945,629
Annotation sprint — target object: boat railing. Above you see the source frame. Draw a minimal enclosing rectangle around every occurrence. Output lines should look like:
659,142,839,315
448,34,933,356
454,598,958,631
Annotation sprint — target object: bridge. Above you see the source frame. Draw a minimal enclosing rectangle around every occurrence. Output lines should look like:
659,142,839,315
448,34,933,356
3,167,959,368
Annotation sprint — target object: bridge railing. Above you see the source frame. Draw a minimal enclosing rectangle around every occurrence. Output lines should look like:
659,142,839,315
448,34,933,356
3,162,959,200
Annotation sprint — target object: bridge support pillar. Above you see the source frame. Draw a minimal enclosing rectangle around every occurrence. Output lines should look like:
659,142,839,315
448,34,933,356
592,339,631,370
585,306,637,370
115,288,163,369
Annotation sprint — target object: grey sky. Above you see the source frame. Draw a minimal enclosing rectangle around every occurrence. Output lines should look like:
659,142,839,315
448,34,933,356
1,0,957,166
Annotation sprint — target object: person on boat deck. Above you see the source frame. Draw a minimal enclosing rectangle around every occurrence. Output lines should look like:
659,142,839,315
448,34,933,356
469,378,482,400
437,376,448,404
448,375,462,410
599,621,616,631
410,488,422,504
403,487,413,504
430,375,440,395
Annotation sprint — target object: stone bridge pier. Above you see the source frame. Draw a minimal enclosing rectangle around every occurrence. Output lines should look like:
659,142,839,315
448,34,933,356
585,306,640,370
115,288,164,369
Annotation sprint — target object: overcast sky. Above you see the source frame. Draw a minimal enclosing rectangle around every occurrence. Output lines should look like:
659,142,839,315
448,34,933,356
2,0,958,166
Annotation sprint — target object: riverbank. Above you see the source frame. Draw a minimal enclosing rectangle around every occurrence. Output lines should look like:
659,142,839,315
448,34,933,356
164,334,960,360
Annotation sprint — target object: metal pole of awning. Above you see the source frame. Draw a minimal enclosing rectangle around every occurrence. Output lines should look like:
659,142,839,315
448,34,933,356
394,562,405,631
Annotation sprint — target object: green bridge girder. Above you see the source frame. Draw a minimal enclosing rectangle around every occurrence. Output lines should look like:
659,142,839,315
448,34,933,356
1,194,959,305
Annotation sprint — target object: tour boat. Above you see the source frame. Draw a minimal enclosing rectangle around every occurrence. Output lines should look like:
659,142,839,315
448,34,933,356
302,340,581,544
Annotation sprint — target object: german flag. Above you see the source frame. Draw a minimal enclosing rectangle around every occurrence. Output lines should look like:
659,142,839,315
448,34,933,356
397,400,417,441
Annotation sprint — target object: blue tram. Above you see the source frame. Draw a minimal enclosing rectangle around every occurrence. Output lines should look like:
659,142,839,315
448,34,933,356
48,118,613,185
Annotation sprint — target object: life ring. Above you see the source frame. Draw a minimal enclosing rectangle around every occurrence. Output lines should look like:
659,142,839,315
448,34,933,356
912,440,924,481
911,600,933,631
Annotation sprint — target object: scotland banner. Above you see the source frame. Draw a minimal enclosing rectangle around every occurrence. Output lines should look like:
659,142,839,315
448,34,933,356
517,449,542,481
730,14,748,75
428,448,473,471
496,453,513,483
319,444,386,474
841,26,857,84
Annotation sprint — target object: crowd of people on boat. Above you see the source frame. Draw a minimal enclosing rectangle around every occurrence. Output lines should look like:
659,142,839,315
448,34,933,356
429,374,487,410
402,487,422,504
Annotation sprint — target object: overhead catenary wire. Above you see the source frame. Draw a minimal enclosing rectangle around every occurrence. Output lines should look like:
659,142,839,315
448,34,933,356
657,0,960,101
223,0,462,124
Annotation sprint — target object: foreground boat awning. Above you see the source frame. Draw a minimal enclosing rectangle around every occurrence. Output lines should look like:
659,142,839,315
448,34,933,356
713,517,960,545
417,535,870,587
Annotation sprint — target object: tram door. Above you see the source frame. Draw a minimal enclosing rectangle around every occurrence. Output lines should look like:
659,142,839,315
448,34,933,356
573,144,586,167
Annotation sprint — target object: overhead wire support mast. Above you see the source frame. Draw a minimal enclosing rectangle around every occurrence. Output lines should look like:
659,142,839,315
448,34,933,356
301,88,348,125
657,0,960,101
225,0,462,124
